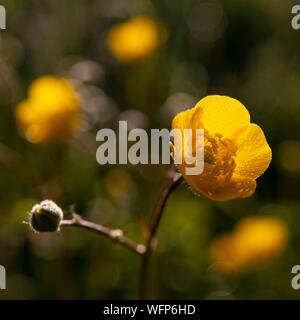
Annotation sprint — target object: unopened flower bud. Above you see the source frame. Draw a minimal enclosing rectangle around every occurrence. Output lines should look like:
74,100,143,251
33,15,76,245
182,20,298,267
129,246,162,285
29,200,63,232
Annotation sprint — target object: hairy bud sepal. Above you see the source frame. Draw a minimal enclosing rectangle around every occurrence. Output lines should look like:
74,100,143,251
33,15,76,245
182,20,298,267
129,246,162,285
29,200,63,232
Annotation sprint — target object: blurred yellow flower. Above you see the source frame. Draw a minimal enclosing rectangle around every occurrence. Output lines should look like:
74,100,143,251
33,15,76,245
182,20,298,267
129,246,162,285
210,216,288,274
106,16,164,62
172,95,272,201
15,76,81,143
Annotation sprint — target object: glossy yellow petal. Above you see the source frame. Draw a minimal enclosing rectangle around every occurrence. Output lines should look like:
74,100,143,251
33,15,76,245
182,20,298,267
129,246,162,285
171,107,198,162
171,106,195,131
192,95,250,136
233,123,272,179
186,174,256,201
171,95,271,201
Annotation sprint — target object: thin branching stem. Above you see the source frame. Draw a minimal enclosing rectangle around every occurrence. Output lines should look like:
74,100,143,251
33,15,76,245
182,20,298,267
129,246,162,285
60,213,146,255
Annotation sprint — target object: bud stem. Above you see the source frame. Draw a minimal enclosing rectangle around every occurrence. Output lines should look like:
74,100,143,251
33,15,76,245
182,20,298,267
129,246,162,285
60,213,146,255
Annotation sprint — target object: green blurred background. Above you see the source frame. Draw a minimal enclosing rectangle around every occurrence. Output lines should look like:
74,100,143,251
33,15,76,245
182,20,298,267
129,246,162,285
0,0,300,299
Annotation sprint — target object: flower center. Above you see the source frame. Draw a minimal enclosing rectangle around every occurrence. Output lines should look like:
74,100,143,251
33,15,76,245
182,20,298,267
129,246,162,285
203,130,237,185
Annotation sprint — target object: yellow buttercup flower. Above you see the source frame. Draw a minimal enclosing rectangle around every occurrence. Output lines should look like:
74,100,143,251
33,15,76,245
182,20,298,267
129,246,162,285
210,216,288,274
172,95,272,201
15,76,81,143
107,16,164,62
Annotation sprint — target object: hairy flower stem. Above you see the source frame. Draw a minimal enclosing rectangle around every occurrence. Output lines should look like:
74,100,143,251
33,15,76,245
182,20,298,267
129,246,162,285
139,171,183,299
61,213,146,255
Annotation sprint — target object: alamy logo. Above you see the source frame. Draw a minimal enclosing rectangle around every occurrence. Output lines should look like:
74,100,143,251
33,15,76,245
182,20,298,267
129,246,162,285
95,121,205,176
291,265,300,289
292,5,300,30
0,265,6,289
0,5,5,30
